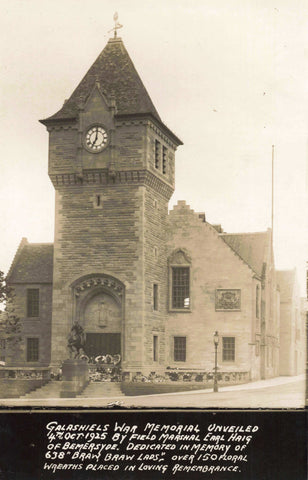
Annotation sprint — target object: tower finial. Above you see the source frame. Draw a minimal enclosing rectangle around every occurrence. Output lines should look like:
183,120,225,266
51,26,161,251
109,12,123,38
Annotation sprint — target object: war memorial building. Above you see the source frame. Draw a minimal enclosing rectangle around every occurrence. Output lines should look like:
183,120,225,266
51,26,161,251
4,31,305,393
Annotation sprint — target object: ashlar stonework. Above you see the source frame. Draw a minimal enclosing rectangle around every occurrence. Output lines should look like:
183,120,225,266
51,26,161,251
6,35,305,383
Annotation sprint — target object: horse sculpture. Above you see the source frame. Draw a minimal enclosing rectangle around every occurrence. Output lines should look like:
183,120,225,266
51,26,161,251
67,322,86,359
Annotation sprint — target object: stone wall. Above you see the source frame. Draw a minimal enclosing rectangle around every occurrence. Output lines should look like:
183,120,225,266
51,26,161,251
166,201,259,379
0,368,50,398
51,182,144,367
48,110,177,376
5,284,52,366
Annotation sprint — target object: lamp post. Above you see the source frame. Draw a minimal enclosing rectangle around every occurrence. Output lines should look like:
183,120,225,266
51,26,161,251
213,331,219,392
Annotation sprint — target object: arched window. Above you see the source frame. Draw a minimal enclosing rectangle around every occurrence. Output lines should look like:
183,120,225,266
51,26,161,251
168,249,191,311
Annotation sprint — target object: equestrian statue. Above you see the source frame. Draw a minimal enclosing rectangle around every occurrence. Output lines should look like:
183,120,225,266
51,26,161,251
67,322,86,359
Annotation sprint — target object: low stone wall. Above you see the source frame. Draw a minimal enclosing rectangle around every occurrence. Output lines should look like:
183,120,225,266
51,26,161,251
122,382,208,396
122,371,250,396
164,370,250,384
0,368,50,399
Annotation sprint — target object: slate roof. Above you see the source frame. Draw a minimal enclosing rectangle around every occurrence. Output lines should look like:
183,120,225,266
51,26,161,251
7,231,271,284
41,37,161,124
7,240,53,284
219,231,270,277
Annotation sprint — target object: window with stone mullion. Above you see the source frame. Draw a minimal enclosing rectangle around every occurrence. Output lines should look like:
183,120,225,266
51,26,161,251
27,338,39,362
222,337,235,361
27,289,39,317
172,267,190,309
174,336,186,362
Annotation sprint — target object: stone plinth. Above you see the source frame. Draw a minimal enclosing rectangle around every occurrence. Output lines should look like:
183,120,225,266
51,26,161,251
60,359,89,398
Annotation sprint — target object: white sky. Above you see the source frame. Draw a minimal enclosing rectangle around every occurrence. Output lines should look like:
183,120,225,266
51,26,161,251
0,0,307,294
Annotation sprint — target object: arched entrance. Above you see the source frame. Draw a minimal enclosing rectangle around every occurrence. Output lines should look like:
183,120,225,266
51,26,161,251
83,292,121,359
71,274,124,363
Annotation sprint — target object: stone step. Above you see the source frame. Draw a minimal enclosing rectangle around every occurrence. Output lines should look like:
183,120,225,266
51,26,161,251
77,381,124,398
21,380,125,399
22,381,63,398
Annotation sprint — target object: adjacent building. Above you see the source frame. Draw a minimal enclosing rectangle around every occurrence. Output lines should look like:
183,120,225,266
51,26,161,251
277,270,306,376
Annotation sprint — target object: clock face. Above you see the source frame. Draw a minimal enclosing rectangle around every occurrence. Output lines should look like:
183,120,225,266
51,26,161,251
85,126,108,152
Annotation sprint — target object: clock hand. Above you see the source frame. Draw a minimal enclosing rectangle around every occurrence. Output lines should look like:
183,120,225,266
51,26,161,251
92,128,98,145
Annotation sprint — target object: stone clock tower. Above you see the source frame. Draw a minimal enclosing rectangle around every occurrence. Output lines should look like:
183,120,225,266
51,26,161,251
40,34,182,374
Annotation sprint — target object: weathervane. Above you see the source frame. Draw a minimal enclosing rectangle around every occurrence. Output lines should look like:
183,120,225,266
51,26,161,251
109,12,123,38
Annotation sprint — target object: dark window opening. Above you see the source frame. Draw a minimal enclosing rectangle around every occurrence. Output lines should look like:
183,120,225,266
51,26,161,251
27,338,39,362
222,337,235,362
172,267,190,309
162,146,167,174
174,336,186,362
0,339,6,363
155,140,160,169
96,195,101,207
85,333,121,358
153,284,158,311
27,289,39,317
153,335,158,362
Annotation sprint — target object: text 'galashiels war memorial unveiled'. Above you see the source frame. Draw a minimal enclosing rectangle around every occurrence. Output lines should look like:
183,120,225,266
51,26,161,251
0,17,305,404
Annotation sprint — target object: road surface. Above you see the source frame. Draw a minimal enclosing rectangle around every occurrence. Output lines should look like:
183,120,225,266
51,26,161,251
0,374,305,408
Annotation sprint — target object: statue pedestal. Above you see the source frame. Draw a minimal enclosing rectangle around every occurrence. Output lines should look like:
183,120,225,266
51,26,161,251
60,359,89,398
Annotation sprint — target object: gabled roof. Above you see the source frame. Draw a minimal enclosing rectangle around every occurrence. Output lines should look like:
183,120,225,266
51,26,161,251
219,231,270,277
7,239,53,284
41,37,161,124
168,202,271,278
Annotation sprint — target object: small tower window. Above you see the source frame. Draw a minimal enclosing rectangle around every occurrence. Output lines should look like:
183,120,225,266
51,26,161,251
154,247,158,258
93,193,103,209
155,140,160,169
153,284,158,311
162,146,167,174
153,335,158,362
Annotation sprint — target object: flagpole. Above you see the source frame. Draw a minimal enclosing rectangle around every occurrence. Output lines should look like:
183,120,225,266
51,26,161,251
271,145,274,240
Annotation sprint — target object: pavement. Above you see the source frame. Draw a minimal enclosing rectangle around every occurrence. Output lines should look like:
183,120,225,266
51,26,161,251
0,374,305,409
